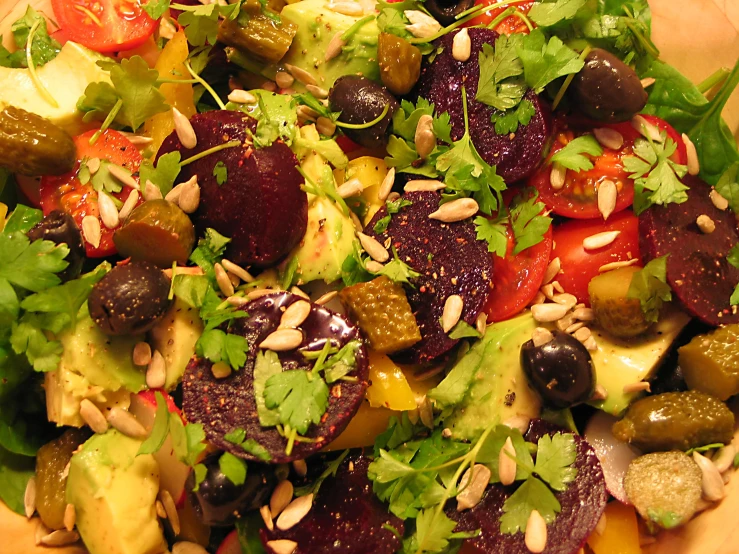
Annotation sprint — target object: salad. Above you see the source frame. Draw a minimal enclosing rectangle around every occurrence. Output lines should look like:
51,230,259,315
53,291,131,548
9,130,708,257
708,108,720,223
1,0,739,553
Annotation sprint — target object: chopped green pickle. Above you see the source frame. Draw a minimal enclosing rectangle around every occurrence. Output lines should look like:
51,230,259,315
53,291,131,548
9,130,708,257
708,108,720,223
624,451,702,530
377,33,422,96
678,324,739,400
612,390,734,452
339,275,421,354
588,266,650,338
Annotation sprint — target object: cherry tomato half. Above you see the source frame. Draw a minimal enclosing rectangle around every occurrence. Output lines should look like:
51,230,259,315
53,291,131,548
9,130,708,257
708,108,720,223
51,0,158,53
551,210,642,306
484,223,553,322
465,0,535,34
39,129,143,258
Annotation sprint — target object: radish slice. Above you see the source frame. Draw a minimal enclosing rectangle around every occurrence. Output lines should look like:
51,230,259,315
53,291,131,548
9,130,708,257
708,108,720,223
585,411,641,503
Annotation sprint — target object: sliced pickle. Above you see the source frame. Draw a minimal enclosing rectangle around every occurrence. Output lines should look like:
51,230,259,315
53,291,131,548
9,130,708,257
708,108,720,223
678,324,739,400
588,266,650,338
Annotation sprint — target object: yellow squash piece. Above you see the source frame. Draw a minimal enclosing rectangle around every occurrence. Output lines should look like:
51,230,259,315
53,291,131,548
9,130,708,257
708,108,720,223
365,350,417,411
335,156,389,224
587,502,642,554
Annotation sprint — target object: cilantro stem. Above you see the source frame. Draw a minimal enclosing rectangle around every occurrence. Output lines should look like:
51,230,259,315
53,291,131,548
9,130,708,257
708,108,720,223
26,19,58,109
180,140,242,166
461,86,470,137
285,426,298,456
697,67,729,94
552,46,591,110
511,9,533,31
157,78,201,85
185,61,227,110
89,98,123,146
340,14,375,42
334,104,390,130
408,3,488,44
485,6,515,29
621,5,660,59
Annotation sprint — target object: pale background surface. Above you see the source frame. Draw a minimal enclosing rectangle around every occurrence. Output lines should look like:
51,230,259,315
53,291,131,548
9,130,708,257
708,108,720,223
0,0,738,552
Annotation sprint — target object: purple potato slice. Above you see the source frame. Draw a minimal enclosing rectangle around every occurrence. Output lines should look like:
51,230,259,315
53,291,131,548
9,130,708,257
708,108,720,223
182,292,368,463
639,175,739,325
412,28,552,184
448,420,607,554
365,191,494,363
260,453,404,554
157,109,307,268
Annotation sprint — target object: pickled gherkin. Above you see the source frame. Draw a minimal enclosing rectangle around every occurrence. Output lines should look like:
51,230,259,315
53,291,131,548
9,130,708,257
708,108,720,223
678,324,739,400
0,106,76,176
378,33,422,96
624,451,702,530
339,276,421,354
588,266,650,338
612,390,734,452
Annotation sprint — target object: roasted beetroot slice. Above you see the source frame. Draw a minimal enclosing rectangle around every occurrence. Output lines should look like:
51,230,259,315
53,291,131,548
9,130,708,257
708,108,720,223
412,28,552,184
365,191,494,364
260,454,404,554
449,420,607,554
639,175,739,325
157,109,307,268
182,292,368,463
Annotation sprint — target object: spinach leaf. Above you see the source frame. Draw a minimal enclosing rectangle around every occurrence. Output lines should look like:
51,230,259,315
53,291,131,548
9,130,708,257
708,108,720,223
0,445,35,515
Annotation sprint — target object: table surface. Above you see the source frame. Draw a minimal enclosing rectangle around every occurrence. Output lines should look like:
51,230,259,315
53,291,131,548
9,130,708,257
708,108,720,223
1,0,738,552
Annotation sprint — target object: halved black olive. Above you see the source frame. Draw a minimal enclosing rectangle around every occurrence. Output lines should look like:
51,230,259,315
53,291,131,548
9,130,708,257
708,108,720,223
27,210,85,282
424,0,475,26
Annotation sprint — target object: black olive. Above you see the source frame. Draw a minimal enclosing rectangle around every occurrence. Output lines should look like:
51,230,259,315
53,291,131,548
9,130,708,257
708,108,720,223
569,48,648,123
27,210,84,282
424,0,475,26
186,453,277,526
329,75,399,149
520,330,595,409
88,261,172,336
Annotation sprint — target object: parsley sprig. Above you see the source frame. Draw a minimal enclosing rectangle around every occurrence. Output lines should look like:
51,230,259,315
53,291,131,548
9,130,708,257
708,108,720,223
626,256,672,322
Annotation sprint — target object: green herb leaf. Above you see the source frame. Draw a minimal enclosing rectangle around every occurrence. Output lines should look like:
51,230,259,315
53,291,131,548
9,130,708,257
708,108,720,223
490,99,536,135
3,205,42,234
533,433,578,491
626,255,672,322
241,439,271,462
143,0,171,19
727,244,739,305
193,463,208,491
414,508,459,553
716,162,739,214
374,246,422,285
224,428,247,444
474,215,509,258
428,337,492,408
528,0,588,27
138,392,171,456
263,370,329,434
196,329,250,369
253,350,282,427
509,192,552,254
476,35,527,111
250,91,297,149
0,233,68,293
373,198,413,234
295,450,350,497
0,446,35,515
139,152,182,195
174,3,221,46
517,29,585,93
323,340,361,383
447,321,482,340
219,451,248,485
549,135,603,172
500,476,561,534
0,7,61,68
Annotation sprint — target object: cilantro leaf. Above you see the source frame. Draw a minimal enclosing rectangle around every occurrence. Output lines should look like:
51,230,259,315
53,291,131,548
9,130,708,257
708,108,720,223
428,336,492,408
626,256,672,322
170,418,207,466
241,439,271,462
213,161,228,185
391,97,435,141
139,152,182,195
499,476,561,534
528,0,588,28
476,35,527,111
0,234,68,293
474,215,508,258
374,198,413,234
447,321,482,340
295,450,349,497
716,162,739,215
263,370,329,434
549,135,603,172
250,91,297,149
414,508,459,553
374,246,422,285
625,136,689,214
219,451,247,485
6,7,61,68
477,425,534,482
174,3,221,46
189,228,231,279
517,29,585,93
490,99,535,135
533,433,577,491
509,193,552,254
253,350,282,427
323,340,361,383
3,205,42,235
143,0,170,19
224,428,247,444
196,329,250,369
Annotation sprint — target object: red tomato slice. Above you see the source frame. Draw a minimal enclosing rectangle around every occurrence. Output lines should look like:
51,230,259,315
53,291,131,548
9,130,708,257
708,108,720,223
551,210,642,306
51,0,158,53
484,224,553,322
606,114,688,164
464,0,535,34
39,129,143,258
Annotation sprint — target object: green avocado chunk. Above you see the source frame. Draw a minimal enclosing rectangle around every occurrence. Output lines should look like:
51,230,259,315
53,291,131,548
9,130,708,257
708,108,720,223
66,430,167,554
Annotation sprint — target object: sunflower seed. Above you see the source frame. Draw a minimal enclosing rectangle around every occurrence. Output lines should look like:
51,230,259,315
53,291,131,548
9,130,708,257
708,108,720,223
710,189,729,210
290,286,310,300
327,0,363,15
256,505,274,532
97,192,120,230
41,530,80,547
284,64,317,86
266,540,298,554
404,179,445,192
156,500,167,519
260,328,303,351
357,232,390,262
640,77,656,88
524,509,547,553
531,302,569,322
159,489,181,535
173,541,209,554
337,178,364,198
542,257,561,285
429,198,479,222
583,230,620,250
315,290,338,306
80,399,108,434
697,214,715,234
541,283,555,300
681,133,700,175
159,16,177,39
247,288,276,300
120,132,154,147
228,89,257,104
280,300,311,329
722,467,733,484
108,164,140,190
583,336,598,351
35,519,50,545
572,307,594,321
452,27,471,62
178,176,200,213
415,115,435,159
550,163,566,190
623,381,650,394
118,189,139,221
418,395,434,429
632,115,663,142
595,512,607,535
498,436,517,486
140,181,162,203
296,105,318,124
270,480,294,518
693,451,725,501
214,263,235,297
591,383,608,401
316,116,337,137
292,459,308,477
378,168,396,202
81,215,101,248
456,464,491,511
276,493,314,530
221,259,255,283
531,327,553,347
713,445,736,474
440,294,464,332
597,179,618,220
210,361,231,379
107,407,148,439
551,281,565,293
87,157,101,174
173,107,197,149
404,10,441,38
63,503,76,531
556,312,576,331
573,327,592,343
306,84,329,99
593,128,624,150
476,311,487,335
529,291,546,306
552,293,578,310
146,350,167,389
24,477,36,518
502,415,530,433
365,260,385,273
598,258,639,273
325,32,347,61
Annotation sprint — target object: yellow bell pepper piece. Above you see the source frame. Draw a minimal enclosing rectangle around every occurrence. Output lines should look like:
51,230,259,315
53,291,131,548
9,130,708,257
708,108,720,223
0,203,7,232
588,502,643,554
334,156,389,224
144,31,197,154
366,351,417,411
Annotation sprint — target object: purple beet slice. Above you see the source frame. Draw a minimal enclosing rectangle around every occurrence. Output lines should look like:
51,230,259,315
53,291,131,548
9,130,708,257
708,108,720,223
412,28,552,184
639,175,739,325
182,292,368,463
365,191,494,364
448,420,608,554
260,454,404,554
157,109,307,268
